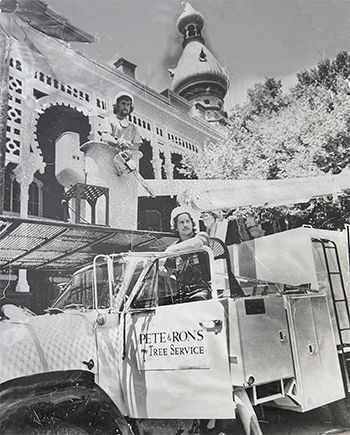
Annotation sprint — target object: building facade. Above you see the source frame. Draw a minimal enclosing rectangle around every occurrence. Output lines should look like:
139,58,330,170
0,0,229,311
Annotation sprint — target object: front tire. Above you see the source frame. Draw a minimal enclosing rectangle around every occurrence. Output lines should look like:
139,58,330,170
0,371,133,435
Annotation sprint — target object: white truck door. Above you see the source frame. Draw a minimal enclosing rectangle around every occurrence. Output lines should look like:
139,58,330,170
121,251,235,419
92,255,128,416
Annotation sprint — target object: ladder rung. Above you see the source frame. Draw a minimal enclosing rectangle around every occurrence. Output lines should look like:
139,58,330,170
339,348,350,354
339,327,350,331
340,349,350,355
329,272,341,275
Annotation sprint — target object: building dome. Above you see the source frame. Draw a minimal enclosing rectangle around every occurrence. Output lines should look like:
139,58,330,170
170,41,229,99
177,2,204,43
170,3,229,124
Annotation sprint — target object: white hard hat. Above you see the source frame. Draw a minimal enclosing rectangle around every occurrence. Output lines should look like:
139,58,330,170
170,206,197,230
115,91,134,104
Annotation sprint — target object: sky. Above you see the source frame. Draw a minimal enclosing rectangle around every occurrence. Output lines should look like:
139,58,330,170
46,0,350,110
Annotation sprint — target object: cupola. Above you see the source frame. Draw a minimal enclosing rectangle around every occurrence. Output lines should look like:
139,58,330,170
170,3,229,125
177,2,205,47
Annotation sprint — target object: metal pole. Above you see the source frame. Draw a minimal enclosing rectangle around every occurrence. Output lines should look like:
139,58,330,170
0,28,11,214
346,224,350,280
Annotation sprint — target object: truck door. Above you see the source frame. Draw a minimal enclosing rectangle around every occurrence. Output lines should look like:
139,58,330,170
92,255,129,416
121,249,235,420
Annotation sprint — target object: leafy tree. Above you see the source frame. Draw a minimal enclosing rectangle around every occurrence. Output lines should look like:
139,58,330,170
294,51,350,95
183,52,350,230
246,77,288,116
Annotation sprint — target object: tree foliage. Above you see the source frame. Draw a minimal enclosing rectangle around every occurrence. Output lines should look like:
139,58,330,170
246,77,287,116
184,52,350,229
294,51,350,95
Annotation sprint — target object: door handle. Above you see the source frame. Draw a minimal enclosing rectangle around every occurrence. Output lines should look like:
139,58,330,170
308,343,319,355
199,319,222,334
279,329,288,343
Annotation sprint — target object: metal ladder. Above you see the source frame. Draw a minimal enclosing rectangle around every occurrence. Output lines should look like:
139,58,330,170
314,238,350,394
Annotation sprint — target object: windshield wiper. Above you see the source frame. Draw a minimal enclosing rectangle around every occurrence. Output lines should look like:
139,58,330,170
63,303,87,310
45,307,64,314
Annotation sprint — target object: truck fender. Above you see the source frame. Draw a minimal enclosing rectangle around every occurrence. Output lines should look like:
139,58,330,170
0,370,133,434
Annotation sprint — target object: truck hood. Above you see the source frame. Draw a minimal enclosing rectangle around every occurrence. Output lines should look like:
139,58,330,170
0,311,97,385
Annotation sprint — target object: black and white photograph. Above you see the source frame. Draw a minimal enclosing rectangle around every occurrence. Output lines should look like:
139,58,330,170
0,0,349,434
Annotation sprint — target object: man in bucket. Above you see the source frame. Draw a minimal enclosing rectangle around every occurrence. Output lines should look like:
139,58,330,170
100,90,142,174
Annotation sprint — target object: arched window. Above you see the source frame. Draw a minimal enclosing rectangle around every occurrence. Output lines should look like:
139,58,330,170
139,140,154,179
171,152,187,180
4,163,20,214
187,24,196,37
4,165,43,216
28,178,43,216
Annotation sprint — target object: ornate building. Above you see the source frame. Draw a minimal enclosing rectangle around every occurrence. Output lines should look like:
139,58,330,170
0,0,229,310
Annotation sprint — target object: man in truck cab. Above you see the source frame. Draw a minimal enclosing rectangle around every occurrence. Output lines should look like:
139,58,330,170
164,208,225,435
161,206,212,303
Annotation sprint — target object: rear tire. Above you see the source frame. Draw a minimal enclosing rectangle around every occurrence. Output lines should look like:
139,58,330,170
328,398,350,427
31,422,90,434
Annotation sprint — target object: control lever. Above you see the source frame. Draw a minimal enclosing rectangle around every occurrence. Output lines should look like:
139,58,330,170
113,151,155,197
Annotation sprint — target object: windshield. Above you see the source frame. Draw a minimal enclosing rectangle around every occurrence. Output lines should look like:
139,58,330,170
52,257,125,310
132,250,212,308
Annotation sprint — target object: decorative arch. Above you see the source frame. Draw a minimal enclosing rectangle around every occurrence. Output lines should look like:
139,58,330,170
34,95,94,133
33,99,92,220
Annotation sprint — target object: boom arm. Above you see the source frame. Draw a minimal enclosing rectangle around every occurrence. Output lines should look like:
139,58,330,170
138,169,350,212
185,170,350,212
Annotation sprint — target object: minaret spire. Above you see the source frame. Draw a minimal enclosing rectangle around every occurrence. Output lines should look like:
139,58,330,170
170,3,230,125
177,2,205,47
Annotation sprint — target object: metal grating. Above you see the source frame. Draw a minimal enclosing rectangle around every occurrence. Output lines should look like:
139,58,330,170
0,216,175,272
65,184,108,203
